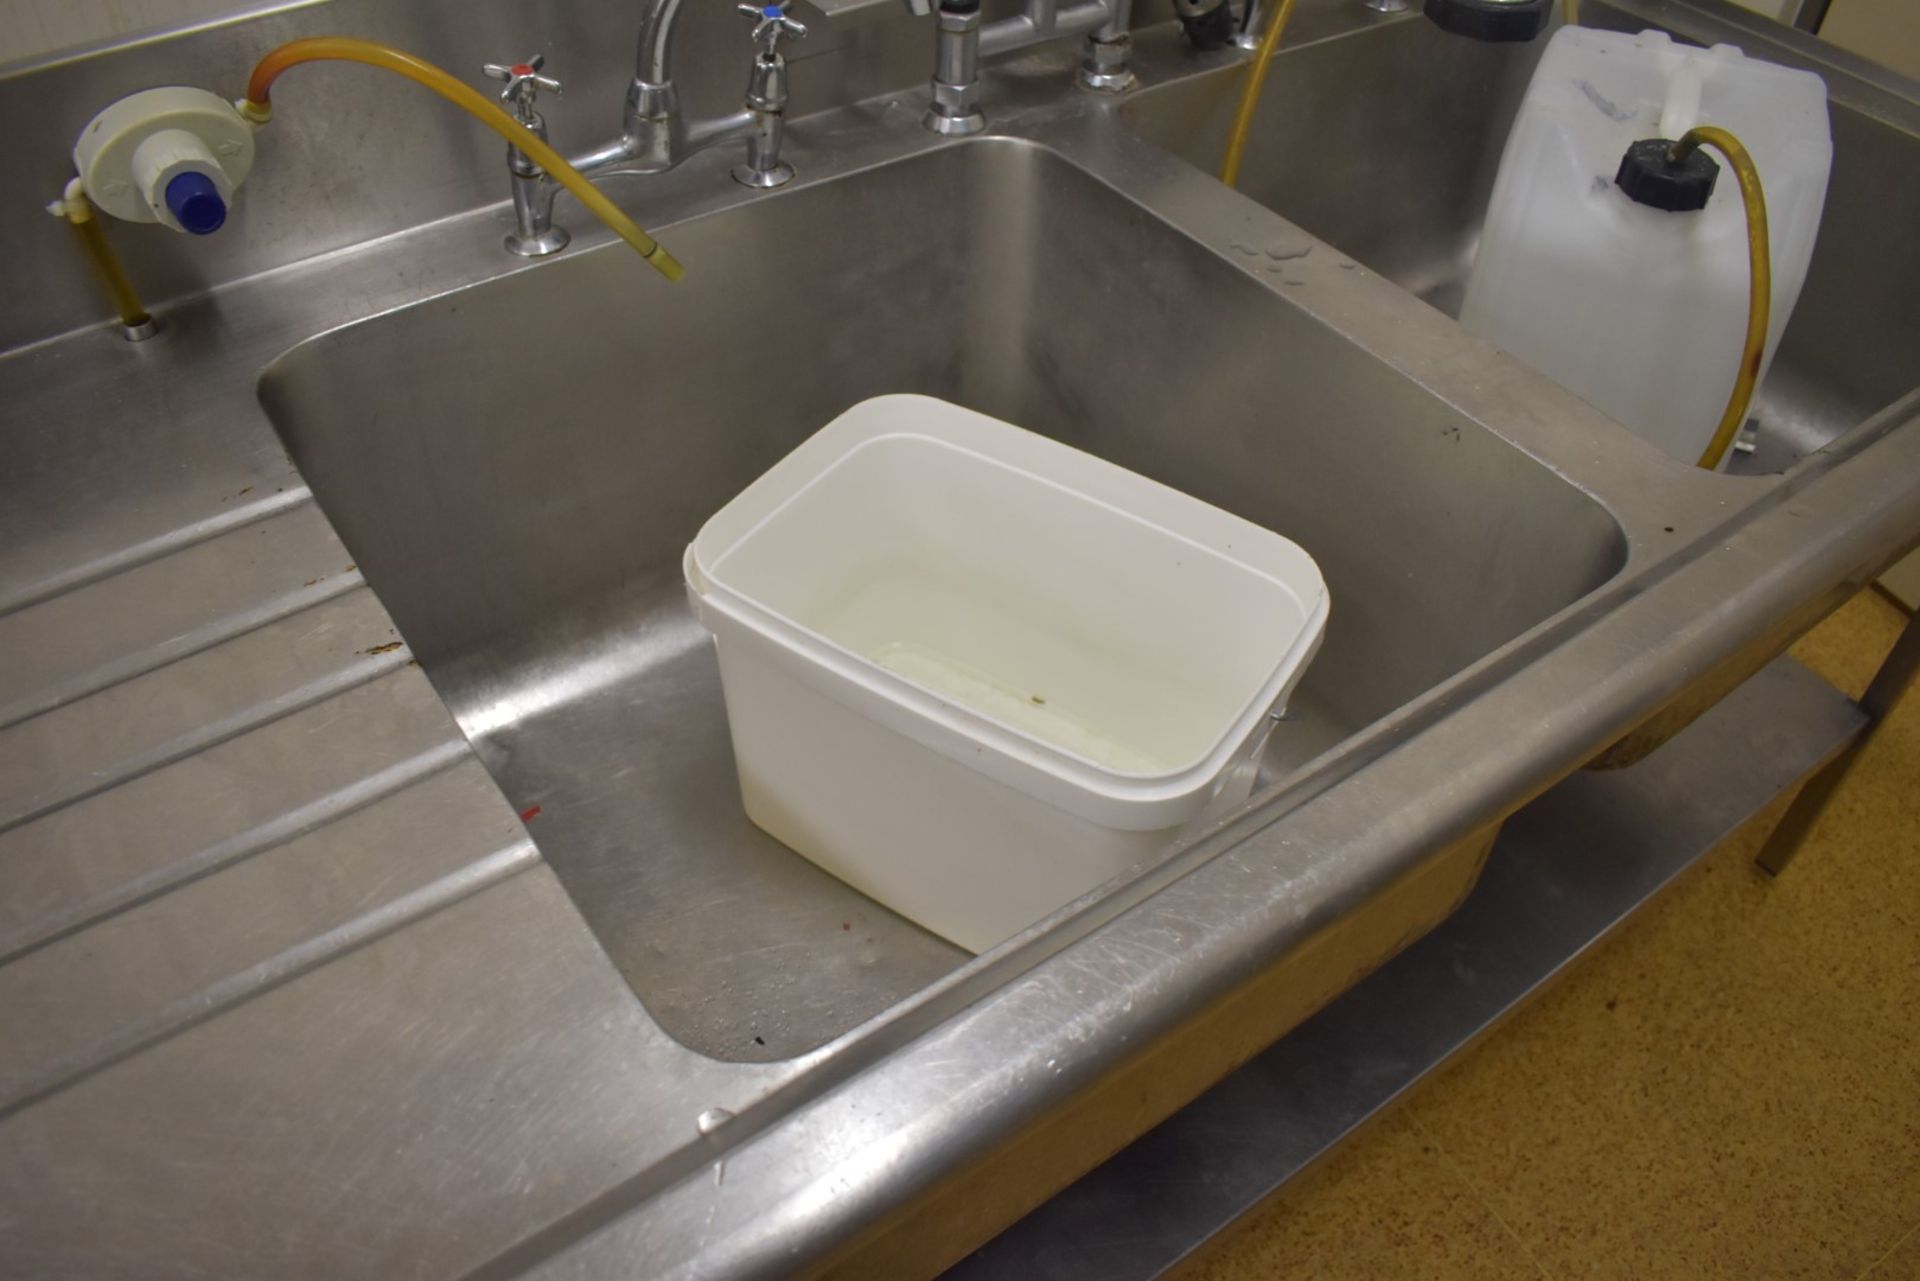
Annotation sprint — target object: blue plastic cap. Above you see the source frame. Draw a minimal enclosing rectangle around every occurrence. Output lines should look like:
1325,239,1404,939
165,170,226,235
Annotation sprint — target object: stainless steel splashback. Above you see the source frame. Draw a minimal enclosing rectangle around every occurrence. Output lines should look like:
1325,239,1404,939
3,0,1156,353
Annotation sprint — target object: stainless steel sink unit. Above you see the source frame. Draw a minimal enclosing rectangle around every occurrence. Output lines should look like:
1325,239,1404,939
3,0,1919,1277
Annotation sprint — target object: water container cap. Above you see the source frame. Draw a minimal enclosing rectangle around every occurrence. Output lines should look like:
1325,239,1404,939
1615,139,1719,213
1421,0,1551,42
165,170,226,235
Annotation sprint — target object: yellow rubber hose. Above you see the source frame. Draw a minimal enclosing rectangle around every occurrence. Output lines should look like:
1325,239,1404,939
1671,125,1770,471
243,37,684,281
1218,0,1300,189
48,180,152,330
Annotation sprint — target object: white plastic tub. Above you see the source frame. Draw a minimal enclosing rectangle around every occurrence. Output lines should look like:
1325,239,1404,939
685,395,1328,952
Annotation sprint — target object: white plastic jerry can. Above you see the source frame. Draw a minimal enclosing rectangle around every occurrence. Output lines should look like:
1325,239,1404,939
1460,28,1832,466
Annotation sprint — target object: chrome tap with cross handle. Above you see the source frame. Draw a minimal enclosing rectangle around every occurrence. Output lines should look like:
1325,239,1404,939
477,0,824,256
481,55,570,256
733,1,807,189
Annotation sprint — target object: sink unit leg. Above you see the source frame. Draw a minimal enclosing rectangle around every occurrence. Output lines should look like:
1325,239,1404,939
1756,602,1920,876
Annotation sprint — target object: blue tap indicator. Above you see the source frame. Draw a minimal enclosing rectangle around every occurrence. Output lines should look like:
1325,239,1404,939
164,170,226,235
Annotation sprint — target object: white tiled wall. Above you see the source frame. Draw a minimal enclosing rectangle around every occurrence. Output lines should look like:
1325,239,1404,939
1822,0,1920,80
1725,0,1797,20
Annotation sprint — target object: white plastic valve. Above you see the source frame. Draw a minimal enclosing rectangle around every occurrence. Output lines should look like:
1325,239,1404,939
73,87,257,234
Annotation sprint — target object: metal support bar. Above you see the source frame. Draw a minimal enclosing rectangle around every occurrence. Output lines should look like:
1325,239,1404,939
1756,602,1920,876
1792,0,1834,34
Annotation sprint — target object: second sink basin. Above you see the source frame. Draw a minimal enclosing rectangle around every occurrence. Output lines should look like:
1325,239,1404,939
259,137,1623,1062
1120,1,1920,474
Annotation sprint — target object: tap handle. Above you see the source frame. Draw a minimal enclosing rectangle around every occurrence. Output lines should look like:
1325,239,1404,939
482,55,563,122
736,2,808,54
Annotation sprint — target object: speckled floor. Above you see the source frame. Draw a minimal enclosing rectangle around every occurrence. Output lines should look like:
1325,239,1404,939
1186,589,1920,1281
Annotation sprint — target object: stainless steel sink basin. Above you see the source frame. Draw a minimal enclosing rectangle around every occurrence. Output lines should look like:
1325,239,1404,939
259,137,1624,1062
1119,2,1920,475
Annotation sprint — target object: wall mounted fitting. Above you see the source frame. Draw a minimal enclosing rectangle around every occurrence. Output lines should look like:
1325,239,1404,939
73,87,256,233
